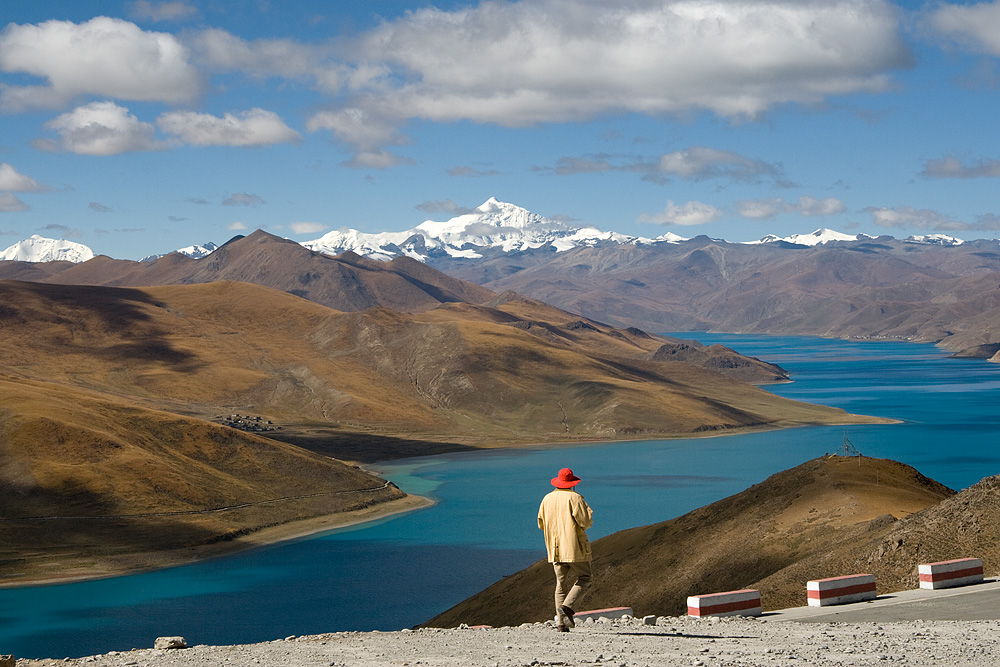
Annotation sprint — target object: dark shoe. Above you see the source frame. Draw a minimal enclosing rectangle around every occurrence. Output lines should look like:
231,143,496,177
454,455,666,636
556,624,569,632
560,605,576,628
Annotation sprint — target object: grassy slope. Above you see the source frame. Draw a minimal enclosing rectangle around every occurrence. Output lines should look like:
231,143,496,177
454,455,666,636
425,455,957,628
0,280,883,451
0,375,404,583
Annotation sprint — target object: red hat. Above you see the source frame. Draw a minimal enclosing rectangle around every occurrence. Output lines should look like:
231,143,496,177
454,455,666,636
551,468,581,488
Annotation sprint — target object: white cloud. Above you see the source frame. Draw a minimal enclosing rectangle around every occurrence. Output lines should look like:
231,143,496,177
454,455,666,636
797,196,847,216
290,221,326,234
447,166,502,177
865,206,962,230
306,0,908,161
922,156,1000,179
37,101,162,155
0,17,201,111
929,1,1000,55
0,164,47,192
866,206,1000,232
738,196,846,219
157,109,301,147
416,199,478,215
128,1,199,22
738,198,785,219
0,193,29,212
227,221,248,230
223,193,264,207
307,107,414,167
639,200,723,226
657,147,781,182
188,28,336,81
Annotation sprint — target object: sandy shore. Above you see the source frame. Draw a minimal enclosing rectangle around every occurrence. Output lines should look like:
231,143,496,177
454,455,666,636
12,613,1000,666
0,494,434,589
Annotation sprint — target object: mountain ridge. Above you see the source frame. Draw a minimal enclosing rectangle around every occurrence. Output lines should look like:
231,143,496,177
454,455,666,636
0,198,982,266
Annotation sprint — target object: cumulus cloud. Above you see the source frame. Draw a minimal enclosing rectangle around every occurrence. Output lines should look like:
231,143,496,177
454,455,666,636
638,200,724,226
0,164,47,192
186,28,349,86
128,1,199,22
657,147,783,183
0,17,201,111
738,196,846,219
447,166,502,177
42,223,82,237
798,196,848,216
157,109,301,147
0,193,29,212
928,1,1000,55
307,107,413,168
922,156,1000,179
304,0,909,161
865,206,964,230
548,147,784,185
416,199,478,215
290,221,326,234
36,101,162,155
738,198,784,220
553,156,621,176
223,193,264,207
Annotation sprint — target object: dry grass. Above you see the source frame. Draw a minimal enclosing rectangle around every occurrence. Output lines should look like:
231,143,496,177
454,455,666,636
0,279,885,450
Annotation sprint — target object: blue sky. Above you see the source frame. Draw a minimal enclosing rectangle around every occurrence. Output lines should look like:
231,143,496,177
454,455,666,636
3,0,1000,259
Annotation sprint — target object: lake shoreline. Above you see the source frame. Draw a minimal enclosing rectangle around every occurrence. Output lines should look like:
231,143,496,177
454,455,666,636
0,411,895,589
0,493,435,590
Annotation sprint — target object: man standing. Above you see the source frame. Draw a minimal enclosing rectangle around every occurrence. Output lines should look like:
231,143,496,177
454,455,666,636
537,467,593,632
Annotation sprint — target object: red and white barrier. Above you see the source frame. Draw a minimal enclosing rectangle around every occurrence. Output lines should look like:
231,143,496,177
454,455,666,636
687,589,762,618
918,558,984,590
807,574,876,607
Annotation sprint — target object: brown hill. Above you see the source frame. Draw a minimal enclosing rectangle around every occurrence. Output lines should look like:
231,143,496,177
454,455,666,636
453,238,1000,355
0,279,881,464
0,230,496,313
424,455,960,628
0,374,408,584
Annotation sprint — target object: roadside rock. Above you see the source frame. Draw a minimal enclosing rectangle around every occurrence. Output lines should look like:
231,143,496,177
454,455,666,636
13,615,1000,667
152,637,187,650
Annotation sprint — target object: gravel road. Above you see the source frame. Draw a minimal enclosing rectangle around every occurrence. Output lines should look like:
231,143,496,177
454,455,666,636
14,613,1000,667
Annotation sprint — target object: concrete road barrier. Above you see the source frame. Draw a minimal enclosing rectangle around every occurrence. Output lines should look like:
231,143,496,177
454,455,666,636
919,558,984,590
807,574,876,607
687,589,762,618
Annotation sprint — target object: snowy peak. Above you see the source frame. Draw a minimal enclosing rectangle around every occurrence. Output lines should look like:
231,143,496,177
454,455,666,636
141,241,220,262
0,235,95,263
905,234,964,246
303,198,653,262
748,228,859,246
415,197,572,240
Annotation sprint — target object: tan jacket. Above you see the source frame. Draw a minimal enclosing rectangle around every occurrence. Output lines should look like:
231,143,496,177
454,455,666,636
537,488,593,563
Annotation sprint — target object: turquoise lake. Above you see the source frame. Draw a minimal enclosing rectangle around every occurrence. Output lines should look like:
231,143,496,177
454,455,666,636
2,334,1000,658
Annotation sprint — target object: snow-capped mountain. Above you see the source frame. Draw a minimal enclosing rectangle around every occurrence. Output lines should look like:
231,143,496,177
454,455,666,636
904,234,964,246
302,197,681,262
140,241,220,262
0,235,95,263
747,228,861,246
